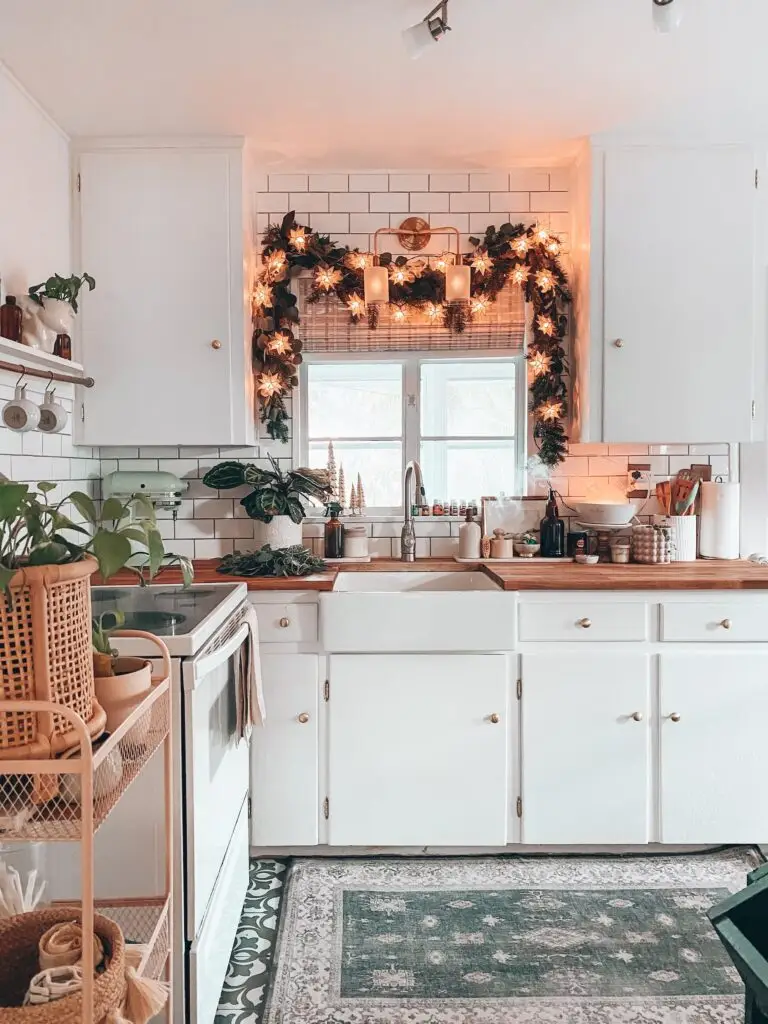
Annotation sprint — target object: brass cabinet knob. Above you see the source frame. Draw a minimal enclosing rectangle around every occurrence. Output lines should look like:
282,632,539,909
297,712,310,724
279,617,290,628
631,711,644,722
211,339,222,350
614,338,625,348
720,618,732,630
488,713,500,724
669,712,682,723
576,617,592,629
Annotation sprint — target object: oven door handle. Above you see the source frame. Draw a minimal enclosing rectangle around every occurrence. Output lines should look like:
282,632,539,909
185,622,251,690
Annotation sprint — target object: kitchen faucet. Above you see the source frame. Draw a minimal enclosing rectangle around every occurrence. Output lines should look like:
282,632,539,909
401,460,426,562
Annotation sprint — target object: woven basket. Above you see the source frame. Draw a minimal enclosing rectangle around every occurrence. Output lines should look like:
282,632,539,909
0,908,126,1023
0,559,106,760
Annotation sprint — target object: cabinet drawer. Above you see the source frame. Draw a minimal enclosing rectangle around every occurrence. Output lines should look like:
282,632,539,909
519,602,648,642
253,603,318,643
661,602,768,642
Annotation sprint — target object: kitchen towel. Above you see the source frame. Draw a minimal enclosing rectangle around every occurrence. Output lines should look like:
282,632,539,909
237,603,266,740
700,481,740,559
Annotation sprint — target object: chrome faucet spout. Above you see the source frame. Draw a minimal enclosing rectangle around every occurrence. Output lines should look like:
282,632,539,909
401,460,425,561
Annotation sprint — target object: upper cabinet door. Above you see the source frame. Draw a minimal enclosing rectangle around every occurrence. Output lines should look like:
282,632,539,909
76,146,254,447
602,146,758,442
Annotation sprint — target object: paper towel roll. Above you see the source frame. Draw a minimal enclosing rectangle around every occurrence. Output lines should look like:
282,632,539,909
699,481,740,559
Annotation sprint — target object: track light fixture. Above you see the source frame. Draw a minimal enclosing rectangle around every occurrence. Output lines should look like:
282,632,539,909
403,1,451,60
652,0,682,33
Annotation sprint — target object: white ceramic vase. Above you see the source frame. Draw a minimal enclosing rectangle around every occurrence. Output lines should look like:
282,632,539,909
257,515,303,549
37,297,75,336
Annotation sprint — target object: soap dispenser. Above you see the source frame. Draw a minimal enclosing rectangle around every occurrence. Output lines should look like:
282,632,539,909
458,507,482,560
324,502,345,559
539,488,566,558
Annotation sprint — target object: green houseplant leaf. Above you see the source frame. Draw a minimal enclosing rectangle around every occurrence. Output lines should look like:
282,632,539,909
202,461,246,490
91,530,133,581
205,458,332,528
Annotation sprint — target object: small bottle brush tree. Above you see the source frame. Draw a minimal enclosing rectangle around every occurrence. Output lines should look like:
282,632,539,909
327,442,338,500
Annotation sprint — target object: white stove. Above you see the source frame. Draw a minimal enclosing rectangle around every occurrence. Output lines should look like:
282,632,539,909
89,581,251,1024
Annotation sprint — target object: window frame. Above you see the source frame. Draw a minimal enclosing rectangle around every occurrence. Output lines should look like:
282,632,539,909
293,349,528,516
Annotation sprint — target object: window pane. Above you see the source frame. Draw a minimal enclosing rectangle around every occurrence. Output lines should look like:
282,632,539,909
307,362,402,439
309,441,402,508
420,361,516,437
420,439,518,503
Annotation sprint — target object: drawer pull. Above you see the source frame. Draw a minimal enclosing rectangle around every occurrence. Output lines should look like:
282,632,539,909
669,712,682,723
631,711,644,722
488,713,501,724
719,618,732,630
576,617,592,629
297,712,310,724
211,339,222,350
279,617,291,628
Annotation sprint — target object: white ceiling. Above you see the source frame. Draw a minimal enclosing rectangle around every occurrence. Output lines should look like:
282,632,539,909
1,0,766,168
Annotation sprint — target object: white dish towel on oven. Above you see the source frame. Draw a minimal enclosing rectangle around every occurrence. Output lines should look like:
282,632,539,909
237,603,266,739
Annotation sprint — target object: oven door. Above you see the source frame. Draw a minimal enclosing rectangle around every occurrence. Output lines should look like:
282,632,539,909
182,609,251,939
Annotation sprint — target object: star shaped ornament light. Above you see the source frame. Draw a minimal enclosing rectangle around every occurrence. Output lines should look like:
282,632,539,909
315,265,343,291
471,251,494,275
256,371,284,398
528,350,552,377
288,227,308,252
267,331,292,356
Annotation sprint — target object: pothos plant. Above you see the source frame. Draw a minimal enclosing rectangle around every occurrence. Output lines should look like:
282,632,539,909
0,477,193,595
203,456,332,523
28,272,96,313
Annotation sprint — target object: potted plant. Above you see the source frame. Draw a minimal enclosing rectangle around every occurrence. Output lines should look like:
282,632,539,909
0,477,192,762
25,273,95,357
203,455,332,549
92,610,159,737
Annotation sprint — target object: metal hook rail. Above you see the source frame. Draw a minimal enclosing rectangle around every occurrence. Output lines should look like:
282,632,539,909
0,357,95,388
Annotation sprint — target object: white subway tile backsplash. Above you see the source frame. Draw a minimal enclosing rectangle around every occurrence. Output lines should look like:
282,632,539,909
408,192,449,213
350,213,388,233
389,173,429,191
430,537,460,558
289,192,329,213
569,443,609,456
688,443,729,455
21,432,43,455
349,173,388,191
158,458,200,479
309,173,348,191
588,456,629,476
710,455,730,477
370,193,409,213
99,446,139,459
430,173,469,191
193,497,234,518
330,192,369,213
368,538,392,558
508,169,550,191
141,446,179,459
258,192,287,211
309,213,351,233
489,192,530,213
115,458,159,472
470,173,509,192
174,519,216,540
166,538,195,558
548,168,571,191
195,539,235,559
531,190,570,212
450,192,490,213
269,173,308,192
649,444,689,456
215,519,256,539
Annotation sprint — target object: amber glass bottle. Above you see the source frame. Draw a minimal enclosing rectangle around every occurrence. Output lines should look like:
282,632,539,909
0,296,22,342
324,502,345,559
540,488,566,558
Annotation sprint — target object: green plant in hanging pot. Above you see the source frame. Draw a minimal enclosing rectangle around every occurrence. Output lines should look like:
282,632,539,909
203,455,332,549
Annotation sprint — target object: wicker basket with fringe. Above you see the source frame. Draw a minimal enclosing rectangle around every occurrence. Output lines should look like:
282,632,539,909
0,559,106,761
0,907,126,1023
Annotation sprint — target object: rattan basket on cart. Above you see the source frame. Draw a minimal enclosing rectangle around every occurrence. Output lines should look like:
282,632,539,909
0,559,106,761
0,908,126,1023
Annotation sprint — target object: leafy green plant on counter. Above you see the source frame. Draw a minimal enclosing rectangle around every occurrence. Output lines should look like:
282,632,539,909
92,610,126,658
28,273,95,312
217,545,326,578
0,478,194,594
203,455,331,524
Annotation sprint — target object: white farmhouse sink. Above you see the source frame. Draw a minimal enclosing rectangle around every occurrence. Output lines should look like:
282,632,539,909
321,571,515,652
332,571,498,593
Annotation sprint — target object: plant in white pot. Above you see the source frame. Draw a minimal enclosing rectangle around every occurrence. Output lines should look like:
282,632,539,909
203,455,332,549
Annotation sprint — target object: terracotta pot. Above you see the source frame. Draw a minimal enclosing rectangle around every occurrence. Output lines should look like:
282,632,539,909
92,652,114,678
94,657,152,733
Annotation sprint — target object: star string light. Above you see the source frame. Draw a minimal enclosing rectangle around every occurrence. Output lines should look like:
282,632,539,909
471,296,491,316
288,227,308,252
266,249,287,276
511,263,529,286
538,400,563,422
345,251,372,271
425,302,444,323
545,238,561,256
533,225,550,245
535,269,555,293
528,350,552,377
253,280,273,310
267,331,292,356
391,304,409,323
433,252,452,273
347,293,365,318
471,250,494,275
389,264,415,286
256,371,285,398
315,265,342,291
536,314,555,337
511,236,530,257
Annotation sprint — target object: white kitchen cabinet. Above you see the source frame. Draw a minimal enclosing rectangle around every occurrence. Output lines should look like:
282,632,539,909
572,142,762,443
250,654,320,847
659,652,768,843
327,654,510,846
74,140,256,446
521,652,651,844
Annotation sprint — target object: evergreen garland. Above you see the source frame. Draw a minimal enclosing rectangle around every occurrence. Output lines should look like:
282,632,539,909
253,211,571,466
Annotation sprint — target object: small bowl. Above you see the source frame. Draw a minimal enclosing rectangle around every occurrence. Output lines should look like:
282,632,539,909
575,553,600,565
514,542,540,558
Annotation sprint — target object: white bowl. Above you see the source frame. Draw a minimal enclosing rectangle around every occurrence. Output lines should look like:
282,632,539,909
570,501,638,526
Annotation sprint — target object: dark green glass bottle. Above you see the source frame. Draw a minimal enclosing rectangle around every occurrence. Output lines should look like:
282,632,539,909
540,488,566,558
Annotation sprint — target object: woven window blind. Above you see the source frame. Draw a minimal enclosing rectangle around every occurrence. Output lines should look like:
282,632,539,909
296,276,526,354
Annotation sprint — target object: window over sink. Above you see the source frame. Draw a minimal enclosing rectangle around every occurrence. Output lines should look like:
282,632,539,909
297,353,526,513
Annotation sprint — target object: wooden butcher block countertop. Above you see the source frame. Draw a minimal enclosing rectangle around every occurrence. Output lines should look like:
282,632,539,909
100,557,768,591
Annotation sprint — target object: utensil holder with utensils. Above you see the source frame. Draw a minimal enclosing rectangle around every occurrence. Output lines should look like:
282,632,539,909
652,514,698,561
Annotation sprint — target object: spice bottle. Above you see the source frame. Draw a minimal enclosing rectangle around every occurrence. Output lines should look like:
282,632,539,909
0,296,22,343
324,502,345,559
539,488,566,558
432,497,444,517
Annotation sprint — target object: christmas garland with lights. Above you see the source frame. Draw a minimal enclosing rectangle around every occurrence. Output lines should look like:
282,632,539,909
253,211,571,466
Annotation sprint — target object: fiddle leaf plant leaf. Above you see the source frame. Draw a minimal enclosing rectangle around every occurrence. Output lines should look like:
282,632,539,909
68,490,98,526
91,529,133,582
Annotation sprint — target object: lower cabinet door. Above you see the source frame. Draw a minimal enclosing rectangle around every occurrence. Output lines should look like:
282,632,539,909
250,654,320,846
521,653,651,844
660,653,768,843
328,654,510,847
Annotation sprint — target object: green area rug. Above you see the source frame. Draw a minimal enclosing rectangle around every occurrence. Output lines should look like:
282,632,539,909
265,849,760,1024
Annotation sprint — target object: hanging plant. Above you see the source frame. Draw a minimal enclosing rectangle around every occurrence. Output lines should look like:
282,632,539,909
253,211,571,466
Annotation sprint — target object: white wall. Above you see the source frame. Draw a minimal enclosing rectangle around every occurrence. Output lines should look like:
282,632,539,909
0,63,100,497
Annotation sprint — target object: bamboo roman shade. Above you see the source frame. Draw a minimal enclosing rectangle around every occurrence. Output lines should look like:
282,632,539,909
296,277,526,353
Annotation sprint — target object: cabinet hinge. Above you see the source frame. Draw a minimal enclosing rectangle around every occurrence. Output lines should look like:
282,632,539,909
323,797,329,820
76,172,81,193
756,168,759,189
516,796,523,818
324,679,330,702
80,402,85,423
752,400,757,419
516,678,522,700
247,796,252,819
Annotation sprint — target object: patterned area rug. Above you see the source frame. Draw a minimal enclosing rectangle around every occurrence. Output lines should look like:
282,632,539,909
264,849,760,1024
215,860,286,1024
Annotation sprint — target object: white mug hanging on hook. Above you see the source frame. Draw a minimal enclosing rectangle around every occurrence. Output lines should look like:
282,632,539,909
2,378,41,432
38,384,68,433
